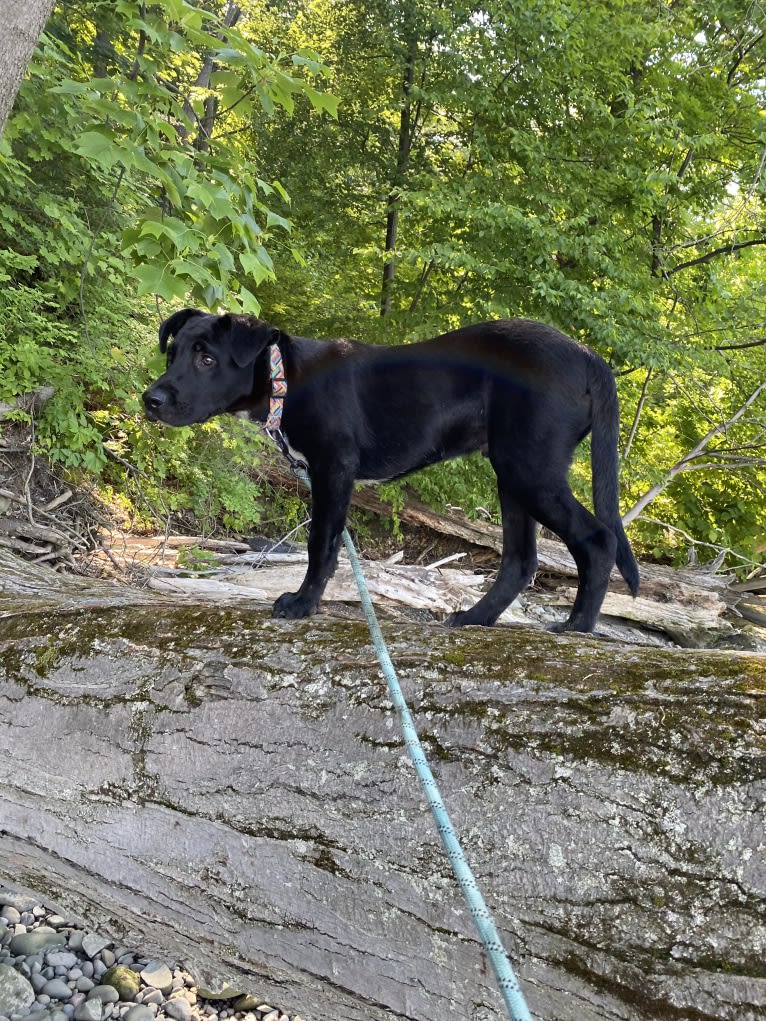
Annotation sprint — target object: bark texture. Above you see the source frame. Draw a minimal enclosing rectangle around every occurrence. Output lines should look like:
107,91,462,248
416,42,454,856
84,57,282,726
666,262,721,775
0,551,764,1021
0,0,56,138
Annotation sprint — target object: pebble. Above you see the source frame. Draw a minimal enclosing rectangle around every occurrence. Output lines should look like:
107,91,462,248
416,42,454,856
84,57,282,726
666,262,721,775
0,895,38,913
79,939,109,962
73,1001,101,1021
123,1008,154,1021
45,957,77,971
85,989,118,1005
163,1000,191,1021
0,887,305,1021
40,980,73,1001
138,966,172,997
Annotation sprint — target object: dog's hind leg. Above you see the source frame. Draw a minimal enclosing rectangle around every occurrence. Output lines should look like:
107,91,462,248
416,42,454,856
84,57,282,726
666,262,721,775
445,487,538,628
525,483,617,633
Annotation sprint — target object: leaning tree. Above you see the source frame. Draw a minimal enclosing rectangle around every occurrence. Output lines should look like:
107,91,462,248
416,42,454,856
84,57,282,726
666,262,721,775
0,0,56,138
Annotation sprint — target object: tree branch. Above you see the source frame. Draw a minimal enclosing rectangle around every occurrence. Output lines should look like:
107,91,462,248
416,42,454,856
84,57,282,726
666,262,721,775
622,367,652,464
715,336,766,352
668,237,766,275
623,380,766,525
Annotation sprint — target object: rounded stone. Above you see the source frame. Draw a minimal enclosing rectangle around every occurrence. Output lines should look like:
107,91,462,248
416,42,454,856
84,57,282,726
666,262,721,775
138,963,172,996
8,931,66,958
45,955,78,970
81,937,111,961
194,982,244,1001
40,979,73,1001
231,996,261,1013
73,1000,102,1021
0,963,36,1014
123,1007,155,1021
0,893,39,913
99,968,139,1002
164,999,191,1021
85,988,118,1005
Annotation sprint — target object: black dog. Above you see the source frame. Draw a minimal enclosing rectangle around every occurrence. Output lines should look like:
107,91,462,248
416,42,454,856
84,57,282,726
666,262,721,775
144,309,639,631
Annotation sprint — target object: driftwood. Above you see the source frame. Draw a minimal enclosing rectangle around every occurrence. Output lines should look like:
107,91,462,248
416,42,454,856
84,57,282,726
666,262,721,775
259,458,733,592
251,459,759,648
0,549,765,1021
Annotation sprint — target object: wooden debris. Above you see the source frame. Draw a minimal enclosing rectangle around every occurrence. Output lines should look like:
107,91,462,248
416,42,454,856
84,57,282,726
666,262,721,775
148,559,505,620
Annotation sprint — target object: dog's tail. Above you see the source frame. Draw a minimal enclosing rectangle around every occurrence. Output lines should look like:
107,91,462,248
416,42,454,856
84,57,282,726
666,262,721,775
589,358,640,596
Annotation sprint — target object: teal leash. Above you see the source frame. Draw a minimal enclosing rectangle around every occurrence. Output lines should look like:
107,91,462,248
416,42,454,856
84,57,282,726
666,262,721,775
285,453,534,1020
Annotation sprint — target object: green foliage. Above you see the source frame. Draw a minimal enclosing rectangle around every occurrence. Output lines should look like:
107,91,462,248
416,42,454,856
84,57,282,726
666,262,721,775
4,1,334,313
251,0,766,568
0,0,336,536
176,544,218,572
1,0,765,569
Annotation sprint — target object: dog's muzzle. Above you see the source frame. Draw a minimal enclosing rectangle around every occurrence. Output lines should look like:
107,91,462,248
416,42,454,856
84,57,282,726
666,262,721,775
143,386,169,421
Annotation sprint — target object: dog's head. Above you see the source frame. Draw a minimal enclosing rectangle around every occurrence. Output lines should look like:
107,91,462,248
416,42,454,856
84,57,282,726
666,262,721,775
143,308,279,426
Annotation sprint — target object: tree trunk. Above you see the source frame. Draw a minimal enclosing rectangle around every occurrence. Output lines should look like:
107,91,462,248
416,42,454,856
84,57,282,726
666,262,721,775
0,550,764,1021
0,0,56,139
179,1,241,152
381,50,416,317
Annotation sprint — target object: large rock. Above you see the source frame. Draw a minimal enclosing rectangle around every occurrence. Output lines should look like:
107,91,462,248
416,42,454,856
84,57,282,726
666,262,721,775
0,549,764,1021
0,962,35,1013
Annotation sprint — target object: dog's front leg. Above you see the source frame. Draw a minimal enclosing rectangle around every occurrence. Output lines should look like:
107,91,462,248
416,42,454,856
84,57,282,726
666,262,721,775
272,469,355,619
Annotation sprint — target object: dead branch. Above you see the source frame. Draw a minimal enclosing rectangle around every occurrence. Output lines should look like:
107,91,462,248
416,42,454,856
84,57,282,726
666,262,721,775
623,380,766,525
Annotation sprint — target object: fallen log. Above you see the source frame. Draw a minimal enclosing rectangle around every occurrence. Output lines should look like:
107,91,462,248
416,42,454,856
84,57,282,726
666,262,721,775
0,549,764,1021
257,457,734,605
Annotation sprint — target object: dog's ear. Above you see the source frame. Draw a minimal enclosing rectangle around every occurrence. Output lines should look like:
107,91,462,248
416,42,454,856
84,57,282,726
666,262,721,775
219,314,279,369
159,308,206,352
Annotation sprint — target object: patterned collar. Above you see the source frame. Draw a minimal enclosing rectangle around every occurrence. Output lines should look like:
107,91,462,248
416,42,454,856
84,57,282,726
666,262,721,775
264,342,287,434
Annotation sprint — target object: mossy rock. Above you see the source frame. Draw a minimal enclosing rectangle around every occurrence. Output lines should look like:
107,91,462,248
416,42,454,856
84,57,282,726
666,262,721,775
101,966,140,1001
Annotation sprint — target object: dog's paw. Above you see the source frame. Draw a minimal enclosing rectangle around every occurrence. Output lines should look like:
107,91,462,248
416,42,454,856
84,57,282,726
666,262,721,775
547,619,595,635
443,609,491,629
272,592,319,619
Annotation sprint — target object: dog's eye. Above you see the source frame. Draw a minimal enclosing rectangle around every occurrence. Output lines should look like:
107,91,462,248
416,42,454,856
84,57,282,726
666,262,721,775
197,353,216,369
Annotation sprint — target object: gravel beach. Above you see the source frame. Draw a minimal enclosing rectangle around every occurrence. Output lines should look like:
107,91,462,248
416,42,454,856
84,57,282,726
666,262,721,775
0,888,305,1021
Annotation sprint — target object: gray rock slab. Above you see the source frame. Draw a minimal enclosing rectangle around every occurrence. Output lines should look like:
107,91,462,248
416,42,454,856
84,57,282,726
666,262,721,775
1,589,765,1021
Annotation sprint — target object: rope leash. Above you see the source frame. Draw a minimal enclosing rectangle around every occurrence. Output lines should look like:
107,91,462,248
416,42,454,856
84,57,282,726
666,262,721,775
288,460,533,1021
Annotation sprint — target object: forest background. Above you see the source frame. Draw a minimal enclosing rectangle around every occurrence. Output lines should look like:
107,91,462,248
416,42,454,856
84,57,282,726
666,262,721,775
1,0,765,571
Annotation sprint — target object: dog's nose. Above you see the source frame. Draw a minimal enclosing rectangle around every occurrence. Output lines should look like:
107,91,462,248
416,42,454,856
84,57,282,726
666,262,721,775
143,388,167,416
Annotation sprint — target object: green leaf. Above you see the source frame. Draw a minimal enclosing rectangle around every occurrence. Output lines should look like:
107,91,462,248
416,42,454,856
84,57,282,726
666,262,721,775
304,86,340,119
72,131,129,170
